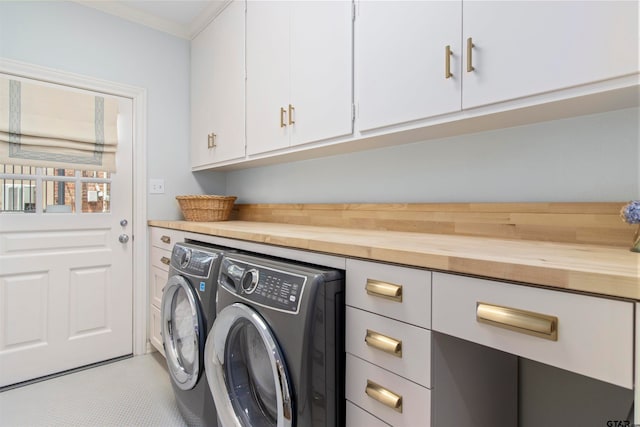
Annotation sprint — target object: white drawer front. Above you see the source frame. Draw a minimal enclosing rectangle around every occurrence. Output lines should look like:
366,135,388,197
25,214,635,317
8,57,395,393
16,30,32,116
149,227,183,250
150,265,167,308
150,246,172,272
346,259,431,328
432,272,634,389
346,401,389,427
346,354,430,427
346,306,431,388
150,305,165,357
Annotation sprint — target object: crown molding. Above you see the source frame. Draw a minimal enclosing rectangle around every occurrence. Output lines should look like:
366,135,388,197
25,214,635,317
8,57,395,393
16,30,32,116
74,1,226,40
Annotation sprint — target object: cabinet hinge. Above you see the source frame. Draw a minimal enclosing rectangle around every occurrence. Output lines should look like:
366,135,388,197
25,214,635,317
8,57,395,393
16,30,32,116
352,2,356,22
352,103,356,122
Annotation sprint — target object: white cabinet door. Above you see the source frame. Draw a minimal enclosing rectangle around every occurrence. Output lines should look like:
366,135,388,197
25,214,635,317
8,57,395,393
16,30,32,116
246,1,291,155
357,0,462,131
290,1,353,146
462,0,639,109
247,0,353,155
191,0,246,167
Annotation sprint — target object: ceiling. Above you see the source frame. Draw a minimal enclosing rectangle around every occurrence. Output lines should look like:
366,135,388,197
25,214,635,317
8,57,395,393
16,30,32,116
76,0,228,40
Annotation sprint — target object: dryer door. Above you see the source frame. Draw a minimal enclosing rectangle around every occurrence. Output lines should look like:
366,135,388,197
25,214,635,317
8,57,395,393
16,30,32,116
205,303,293,427
161,275,204,391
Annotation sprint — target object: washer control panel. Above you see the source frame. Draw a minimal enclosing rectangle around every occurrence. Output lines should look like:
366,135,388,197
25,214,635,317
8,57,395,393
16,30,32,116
220,257,307,313
171,244,219,279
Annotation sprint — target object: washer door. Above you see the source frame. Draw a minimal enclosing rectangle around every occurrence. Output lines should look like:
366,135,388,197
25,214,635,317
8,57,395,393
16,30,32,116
205,303,293,427
161,275,204,391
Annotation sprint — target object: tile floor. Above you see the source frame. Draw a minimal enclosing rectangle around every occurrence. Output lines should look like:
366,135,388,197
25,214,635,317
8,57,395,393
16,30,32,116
0,352,187,426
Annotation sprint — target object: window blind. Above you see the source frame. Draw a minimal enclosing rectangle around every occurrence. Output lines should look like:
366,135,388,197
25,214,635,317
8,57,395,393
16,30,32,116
0,76,119,172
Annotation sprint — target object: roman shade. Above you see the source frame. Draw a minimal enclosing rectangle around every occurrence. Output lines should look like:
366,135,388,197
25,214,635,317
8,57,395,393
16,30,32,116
0,76,119,172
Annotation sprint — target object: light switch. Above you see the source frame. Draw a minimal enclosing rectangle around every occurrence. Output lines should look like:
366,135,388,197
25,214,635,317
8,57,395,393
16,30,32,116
149,179,165,194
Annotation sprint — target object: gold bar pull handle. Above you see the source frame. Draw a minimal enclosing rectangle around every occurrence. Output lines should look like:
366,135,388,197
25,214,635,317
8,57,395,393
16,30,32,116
365,279,403,302
365,329,402,357
445,45,453,79
160,256,171,266
466,37,475,72
160,235,171,244
365,380,403,413
288,104,295,125
280,107,287,128
207,133,217,148
476,302,558,341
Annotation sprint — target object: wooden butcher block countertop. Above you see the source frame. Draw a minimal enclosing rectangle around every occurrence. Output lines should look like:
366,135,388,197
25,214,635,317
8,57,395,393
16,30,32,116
148,217,639,301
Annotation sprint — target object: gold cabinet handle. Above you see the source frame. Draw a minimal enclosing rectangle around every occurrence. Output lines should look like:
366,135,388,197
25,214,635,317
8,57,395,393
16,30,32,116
207,133,217,148
476,302,558,341
280,107,287,128
288,104,295,125
365,380,403,413
365,279,402,302
365,329,402,357
160,256,170,266
466,37,475,72
445,45,453,79
160,235,171,244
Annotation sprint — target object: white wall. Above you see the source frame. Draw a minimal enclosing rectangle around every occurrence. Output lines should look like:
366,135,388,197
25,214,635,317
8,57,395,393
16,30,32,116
226,107,639,203
0,1,226,220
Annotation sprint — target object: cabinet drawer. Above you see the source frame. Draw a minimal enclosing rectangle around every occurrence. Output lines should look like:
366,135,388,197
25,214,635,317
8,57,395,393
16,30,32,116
149,227,182,251
149,305,165,357
346,354,430,427
346,259,431,328
346,401,389,427
346,306,430,388
150,246,172,272
150,265,167,308
432,272,634,389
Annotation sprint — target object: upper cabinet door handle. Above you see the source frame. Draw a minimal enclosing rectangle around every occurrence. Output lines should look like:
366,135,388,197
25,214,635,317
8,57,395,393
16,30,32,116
445,45,453,79
280,107,287,128
365,279,403,302
288,104,295,125
466,37,475,72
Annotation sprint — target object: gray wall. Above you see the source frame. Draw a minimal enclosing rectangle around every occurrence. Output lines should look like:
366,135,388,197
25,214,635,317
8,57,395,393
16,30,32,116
0,1,226,220
226,107,639,203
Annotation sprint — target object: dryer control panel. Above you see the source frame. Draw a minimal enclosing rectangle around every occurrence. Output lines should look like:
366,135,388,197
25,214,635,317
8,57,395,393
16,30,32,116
171,244,219,279
220,257,307,314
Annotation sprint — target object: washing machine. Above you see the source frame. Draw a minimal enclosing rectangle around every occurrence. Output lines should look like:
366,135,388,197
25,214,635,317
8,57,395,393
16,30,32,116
161,242,224,426
204,252,345,427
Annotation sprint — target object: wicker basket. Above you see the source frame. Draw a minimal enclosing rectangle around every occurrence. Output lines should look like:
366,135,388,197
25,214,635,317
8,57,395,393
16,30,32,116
176,195,237,221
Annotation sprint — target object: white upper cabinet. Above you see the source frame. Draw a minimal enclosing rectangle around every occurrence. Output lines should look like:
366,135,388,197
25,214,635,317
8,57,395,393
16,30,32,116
357,1,463,132
357,0,638,132
191,0,246,169
462,1,639,109
246,1,353,156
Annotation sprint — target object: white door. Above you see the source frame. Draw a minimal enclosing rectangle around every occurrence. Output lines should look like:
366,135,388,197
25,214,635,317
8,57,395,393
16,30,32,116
462,0,639,109
0,82,133,387
191,0,246,168
357,0,462,131
290,0,353,146
246,1,290,155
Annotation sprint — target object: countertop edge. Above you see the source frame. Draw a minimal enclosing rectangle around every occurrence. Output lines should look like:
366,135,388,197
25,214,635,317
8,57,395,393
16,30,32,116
148,220,640,301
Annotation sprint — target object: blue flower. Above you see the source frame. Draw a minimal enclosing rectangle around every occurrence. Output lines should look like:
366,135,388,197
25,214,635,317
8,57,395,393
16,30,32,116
621,200,640,224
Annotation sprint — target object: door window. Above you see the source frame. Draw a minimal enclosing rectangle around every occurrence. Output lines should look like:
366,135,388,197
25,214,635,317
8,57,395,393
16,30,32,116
0,164,111,214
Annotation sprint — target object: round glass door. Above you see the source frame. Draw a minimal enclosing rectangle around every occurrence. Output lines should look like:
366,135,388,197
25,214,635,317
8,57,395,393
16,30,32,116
161,275,203,391
205,303,293,427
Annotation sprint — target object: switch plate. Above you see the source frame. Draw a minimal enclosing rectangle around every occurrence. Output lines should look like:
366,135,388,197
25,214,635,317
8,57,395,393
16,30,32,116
149,179,165,194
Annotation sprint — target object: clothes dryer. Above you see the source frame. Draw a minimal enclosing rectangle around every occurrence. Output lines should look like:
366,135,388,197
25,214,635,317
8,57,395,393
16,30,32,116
204,252,345,427
161,242,223,426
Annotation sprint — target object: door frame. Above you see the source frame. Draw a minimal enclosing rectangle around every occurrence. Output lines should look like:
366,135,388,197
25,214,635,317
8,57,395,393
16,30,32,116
0,57,149,356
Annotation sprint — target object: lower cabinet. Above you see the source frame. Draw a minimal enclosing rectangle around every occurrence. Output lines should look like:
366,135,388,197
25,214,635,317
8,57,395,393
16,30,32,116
148,227,184,356
345,259,432,426
345,261,636,427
